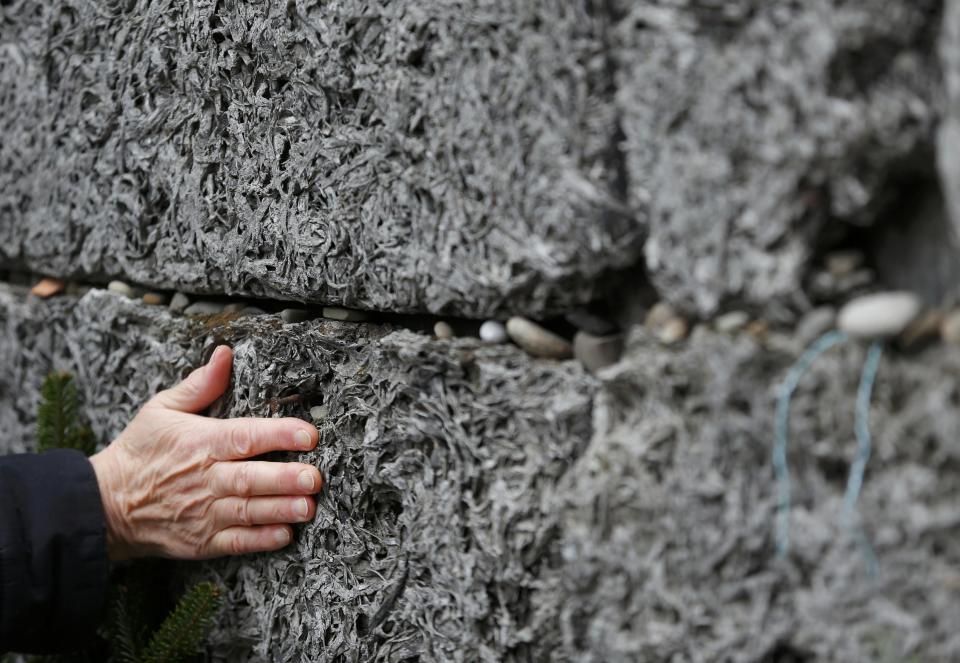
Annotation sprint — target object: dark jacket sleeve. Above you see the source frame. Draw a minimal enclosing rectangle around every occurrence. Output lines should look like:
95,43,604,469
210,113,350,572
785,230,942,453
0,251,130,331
0,449,109,654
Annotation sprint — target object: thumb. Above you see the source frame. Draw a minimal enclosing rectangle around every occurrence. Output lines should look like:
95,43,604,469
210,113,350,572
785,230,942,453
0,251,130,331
153,345,233,413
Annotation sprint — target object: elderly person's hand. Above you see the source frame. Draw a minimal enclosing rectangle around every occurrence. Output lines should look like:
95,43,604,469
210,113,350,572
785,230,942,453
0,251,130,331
89,345,321,560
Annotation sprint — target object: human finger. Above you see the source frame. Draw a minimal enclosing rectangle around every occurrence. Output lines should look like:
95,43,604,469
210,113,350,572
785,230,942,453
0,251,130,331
206,417,318,460
152,345,234,413
205,525,294,557
209,461,322,497
211,495,315,528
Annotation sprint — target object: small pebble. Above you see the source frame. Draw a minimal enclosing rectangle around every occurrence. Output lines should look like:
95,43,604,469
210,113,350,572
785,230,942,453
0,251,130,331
837,291,921,339
169,292,191,313
899,309,943,349
280,308,311,324
745,320,769,341
107,280,135,298
223,302,245,314
658,317,688,345
940,310,960,345
142,292,169,306
714,311,749,334
433,321,455,340
183,301,225,316
322,306,368,322
479,320,508,344
506,316,573,359
30,277,66,298
564,310,618,336
573,331,624,373
645,302,676,329
309,405,328,421
241,306,268,316
826,250,864,278
796,307,837,347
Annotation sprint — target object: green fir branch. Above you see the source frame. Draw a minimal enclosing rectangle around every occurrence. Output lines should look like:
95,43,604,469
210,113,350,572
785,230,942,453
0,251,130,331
137,582,222,663
36,372,96,456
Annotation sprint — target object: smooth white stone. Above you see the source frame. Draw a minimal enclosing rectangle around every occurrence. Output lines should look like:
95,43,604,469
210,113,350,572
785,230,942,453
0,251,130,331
838,292,921,339
433,321,454,340
183,301,225,316
479,320,508,344
107,280,135,298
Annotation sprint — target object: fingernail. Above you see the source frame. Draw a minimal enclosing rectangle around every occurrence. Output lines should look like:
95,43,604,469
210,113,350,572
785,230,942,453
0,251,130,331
274,529,290,545
295,429,313,450
295,498,309,519
298,470,315,491
210,346,226,364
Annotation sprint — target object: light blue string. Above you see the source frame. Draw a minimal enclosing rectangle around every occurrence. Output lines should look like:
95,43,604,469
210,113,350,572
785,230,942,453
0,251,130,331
773,330,847,557
843,341,883,576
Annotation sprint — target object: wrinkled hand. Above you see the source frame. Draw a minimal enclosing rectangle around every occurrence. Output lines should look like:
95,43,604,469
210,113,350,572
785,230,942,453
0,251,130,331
89,346,322,560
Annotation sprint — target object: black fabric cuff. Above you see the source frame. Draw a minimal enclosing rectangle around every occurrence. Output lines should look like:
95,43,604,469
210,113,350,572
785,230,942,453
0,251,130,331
0,449,109,654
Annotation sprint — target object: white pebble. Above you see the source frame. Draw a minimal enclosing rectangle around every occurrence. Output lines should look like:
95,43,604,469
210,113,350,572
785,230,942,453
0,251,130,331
280,308,311,324
714,311,749,334
838,292,921,339
479,320,508,344
107,280,135,298
322,306,368,322
309,405,328,421
433,321,454,340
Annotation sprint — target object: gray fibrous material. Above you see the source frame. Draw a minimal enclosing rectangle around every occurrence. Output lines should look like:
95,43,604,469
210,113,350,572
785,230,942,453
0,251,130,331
0,288,598,661
0,1,640,317
939,0,960,237
2,288,958,661
531,327,960,661
615,0,943,318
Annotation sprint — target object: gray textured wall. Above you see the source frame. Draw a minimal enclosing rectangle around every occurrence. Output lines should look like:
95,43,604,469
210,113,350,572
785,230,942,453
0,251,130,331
2,0,960,660
1,289,958,661
0,0,946,318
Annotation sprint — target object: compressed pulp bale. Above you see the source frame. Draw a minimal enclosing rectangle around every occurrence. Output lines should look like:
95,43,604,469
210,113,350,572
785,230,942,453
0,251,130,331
531,327,960,662
0,1,640,317
939,0,960,238
0,288,599,661
614,0,942,318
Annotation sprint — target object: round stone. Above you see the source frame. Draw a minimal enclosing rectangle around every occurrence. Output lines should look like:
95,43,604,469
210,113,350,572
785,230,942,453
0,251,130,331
309,405,328,421
168,292,191,313
280,308,311,324
434,321,455,340
573,331,624,373
223,302,245,313
838,292,922,339
658,317,688,345
183,301,225,316
107,280,135,298
506,316,573,359
941,310,960,345
645,302,676,329
479,320,508,344
142,292,169,306
241,306,268,316
714,311,749,334
322,306,368,322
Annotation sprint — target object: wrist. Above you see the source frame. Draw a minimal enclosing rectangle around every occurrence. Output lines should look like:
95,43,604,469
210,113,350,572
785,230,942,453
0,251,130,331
90,447,135,560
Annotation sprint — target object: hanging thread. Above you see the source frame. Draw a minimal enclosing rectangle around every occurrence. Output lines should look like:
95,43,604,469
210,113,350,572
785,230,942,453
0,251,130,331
843,340,884,576
772,330,847,557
